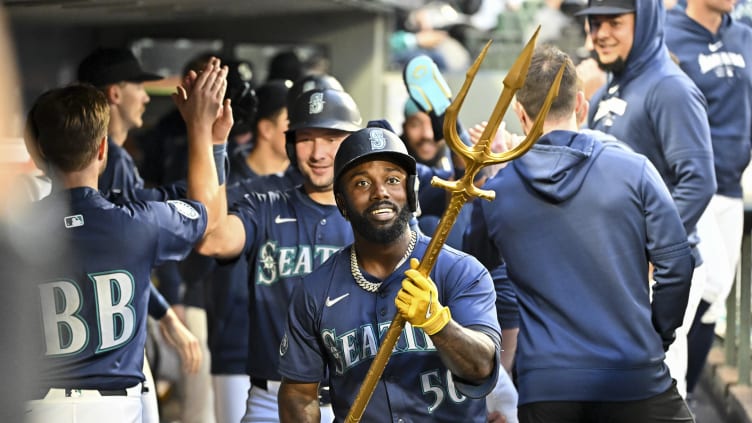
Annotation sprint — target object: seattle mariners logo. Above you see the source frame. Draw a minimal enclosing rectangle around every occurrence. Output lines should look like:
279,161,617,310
369,129,386,150
255,242,342,285
280,333,289,356
257,241,279,284
167,200,200,220
309,92,325,114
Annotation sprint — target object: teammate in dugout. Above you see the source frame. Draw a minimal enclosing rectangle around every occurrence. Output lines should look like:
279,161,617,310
20,59,231,423
191,87,362,422
277,127,501,422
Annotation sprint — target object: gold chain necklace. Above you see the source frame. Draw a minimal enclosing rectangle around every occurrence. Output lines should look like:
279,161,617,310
350,230,417,293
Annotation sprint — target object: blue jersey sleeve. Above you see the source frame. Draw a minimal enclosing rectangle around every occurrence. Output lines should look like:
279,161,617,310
279,281,326,382
148,284,170,318
230,200,260,256
154,261,182,305
128,199,208,266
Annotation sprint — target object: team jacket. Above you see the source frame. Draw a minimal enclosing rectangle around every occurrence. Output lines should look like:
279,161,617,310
665,10,752,198
587,0,716,259
279,233,501,422
231,185,353,380
22,187,206,391
466,130,694,404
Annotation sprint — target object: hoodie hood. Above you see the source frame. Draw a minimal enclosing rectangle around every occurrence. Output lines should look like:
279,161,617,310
512,131,604,203
613,0,671,85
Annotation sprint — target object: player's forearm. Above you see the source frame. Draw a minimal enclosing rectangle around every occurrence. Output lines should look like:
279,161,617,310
194,213,244,260
278,382,321,423
431,320,496,382
186,130,221,233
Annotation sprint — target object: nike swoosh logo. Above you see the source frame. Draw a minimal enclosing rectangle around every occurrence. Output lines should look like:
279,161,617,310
709,41,723,52
325,293,350,307
275,215,297,224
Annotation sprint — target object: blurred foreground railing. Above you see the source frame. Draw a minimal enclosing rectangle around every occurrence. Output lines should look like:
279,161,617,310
724,207,752,385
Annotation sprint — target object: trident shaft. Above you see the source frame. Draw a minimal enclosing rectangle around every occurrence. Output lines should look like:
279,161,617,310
345,26,565,422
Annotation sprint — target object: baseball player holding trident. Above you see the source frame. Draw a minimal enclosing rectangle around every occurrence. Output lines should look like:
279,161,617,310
277,29,563,422
189,87,363,422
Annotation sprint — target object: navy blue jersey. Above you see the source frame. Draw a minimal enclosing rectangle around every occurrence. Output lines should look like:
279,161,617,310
279,233,500,422
18,187,206,391
587,0,716,258
99,138,144,193
200,173,301,374
665,10,752,198
232,186,353,380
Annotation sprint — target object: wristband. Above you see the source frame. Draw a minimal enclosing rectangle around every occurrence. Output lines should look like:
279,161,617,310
213,143,228,185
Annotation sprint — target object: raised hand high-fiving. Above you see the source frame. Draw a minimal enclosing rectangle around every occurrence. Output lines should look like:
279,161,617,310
172,57,233,144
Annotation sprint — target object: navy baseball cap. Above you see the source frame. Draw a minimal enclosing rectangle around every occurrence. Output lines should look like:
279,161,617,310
575,0,635,15
77,47,162,86
256,80,291,122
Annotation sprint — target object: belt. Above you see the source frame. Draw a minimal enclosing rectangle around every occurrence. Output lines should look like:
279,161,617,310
250,377,269,390
32,384,145,400
251,377,331,406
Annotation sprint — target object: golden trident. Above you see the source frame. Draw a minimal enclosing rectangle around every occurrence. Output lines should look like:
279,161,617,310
345,27,565,422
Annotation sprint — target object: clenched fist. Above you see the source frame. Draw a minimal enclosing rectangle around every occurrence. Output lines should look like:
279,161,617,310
395,258,451,335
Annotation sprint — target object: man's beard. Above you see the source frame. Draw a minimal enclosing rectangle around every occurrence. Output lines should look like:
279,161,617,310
345,200,412,244
593,49,626,74
407,140,447,169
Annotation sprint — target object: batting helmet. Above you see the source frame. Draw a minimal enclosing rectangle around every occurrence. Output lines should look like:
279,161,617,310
225,59,258,136
334,127,419,213
286,73,345,111
285,88,362,166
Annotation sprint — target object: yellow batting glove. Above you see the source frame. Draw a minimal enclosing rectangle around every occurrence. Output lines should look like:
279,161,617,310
395,258,451,335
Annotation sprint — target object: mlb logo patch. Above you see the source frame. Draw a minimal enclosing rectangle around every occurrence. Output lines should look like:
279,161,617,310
64,214,84,228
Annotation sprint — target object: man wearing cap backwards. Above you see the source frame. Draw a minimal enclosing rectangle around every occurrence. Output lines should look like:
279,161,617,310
276,126,500,422
578,0,716,397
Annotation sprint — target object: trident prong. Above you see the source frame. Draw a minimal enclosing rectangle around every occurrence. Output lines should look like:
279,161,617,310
345,25,564,423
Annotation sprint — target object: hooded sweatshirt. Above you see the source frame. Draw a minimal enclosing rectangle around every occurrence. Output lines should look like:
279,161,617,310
587,0,716,261
665,9,752,198
467,130,694,404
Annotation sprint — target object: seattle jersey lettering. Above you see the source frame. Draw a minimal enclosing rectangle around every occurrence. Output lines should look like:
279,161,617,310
39,270,136,356
321,321,436,375
698,51,746,76
256,242,341,285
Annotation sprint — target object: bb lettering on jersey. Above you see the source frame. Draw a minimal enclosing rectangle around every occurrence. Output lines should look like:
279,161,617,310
39,271,137,356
